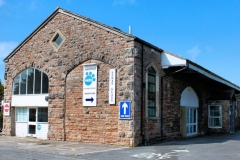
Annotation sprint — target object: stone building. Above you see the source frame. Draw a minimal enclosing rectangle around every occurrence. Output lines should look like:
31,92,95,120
3,8,240,146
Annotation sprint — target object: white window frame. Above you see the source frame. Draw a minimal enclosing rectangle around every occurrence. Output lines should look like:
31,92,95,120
208,105,222,128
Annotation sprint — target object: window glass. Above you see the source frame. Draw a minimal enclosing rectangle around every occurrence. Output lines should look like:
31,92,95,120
53,34,62,46
38,108,48,122
148,100,155,107
42,73,49,94
27,68,34,94
20,70,27,94
148,84,156,92
34,69,42,94
148,75,155,83
147,67,156,117
13,75,20,95
208,105,222,128
16,107,27,122
148,108,155,117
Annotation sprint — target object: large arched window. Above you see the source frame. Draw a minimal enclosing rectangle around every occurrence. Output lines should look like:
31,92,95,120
13,68,49,95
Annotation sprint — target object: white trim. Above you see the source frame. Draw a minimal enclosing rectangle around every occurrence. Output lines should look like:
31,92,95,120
145,65,159,117
180,86,199,108
208,105,222,128
161,52,187,69
186,108,198,136
189,64,240,91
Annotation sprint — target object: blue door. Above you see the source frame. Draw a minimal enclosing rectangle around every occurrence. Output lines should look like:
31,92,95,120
230,105,233,133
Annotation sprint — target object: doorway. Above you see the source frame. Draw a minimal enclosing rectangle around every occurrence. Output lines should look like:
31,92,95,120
187,108,198,136
28,108,37,136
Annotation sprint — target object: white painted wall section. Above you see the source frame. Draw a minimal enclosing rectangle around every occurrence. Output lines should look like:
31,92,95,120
161,52,187,68
15,122,28,137
180,87,199,108
36,123,48,139
12,94,48,107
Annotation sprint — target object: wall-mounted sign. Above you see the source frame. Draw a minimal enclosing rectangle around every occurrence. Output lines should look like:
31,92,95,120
4,103,10,116
119,101,131,119
83,64,98,106
109,69,116,104
37,124,41,130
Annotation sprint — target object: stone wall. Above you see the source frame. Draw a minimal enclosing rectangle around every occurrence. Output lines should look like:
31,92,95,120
3,11,136,146
133,41,162,144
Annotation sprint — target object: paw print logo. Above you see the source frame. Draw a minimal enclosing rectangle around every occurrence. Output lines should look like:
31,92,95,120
84,72,96,86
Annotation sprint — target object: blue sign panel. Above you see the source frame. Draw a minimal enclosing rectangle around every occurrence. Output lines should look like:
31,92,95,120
119,101,131,119
37,124,41,131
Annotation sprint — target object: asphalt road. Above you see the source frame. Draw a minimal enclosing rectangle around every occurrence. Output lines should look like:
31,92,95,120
0,131,240,160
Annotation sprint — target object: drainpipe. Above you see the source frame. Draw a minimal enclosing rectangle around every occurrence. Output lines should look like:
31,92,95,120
140,43,146,145
160,65,188,141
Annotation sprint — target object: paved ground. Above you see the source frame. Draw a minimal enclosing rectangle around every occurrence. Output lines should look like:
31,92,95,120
0,131,240,160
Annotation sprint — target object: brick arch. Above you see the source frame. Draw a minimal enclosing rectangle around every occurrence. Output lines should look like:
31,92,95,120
10,61,51,80
64,52,123,75
64,59,118,144
145,62,160,76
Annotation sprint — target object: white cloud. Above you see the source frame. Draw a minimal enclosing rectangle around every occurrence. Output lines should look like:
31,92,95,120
0,0,4,7
0,41,18,63
113,0,135,6
187,44,201,61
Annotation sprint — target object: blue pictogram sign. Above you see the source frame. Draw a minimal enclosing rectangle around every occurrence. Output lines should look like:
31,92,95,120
119,101,131,119
37,124,41,131
84,72,96,86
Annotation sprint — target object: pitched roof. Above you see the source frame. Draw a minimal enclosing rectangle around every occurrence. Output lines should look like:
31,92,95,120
4,7,163,61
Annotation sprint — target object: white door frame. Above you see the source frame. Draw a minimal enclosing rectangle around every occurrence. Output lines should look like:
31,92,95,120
27,108,37,137
186,107,198,136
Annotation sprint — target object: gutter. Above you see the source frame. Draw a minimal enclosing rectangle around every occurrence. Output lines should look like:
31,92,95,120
160,65,188,141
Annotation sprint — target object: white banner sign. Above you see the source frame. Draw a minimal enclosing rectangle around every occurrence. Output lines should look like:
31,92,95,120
83,64,97,106
109,69,116,104
4,103,10,116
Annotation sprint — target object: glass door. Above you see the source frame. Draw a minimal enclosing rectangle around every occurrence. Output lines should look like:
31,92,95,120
28,108,37,136
187,108,198,136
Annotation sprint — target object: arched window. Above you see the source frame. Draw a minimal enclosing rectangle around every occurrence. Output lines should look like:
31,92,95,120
13,68,49,95
147,67,156,117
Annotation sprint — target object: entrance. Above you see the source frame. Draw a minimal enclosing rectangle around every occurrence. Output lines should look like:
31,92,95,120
187,108,198,136
15,107,48,139
28,108,37,136
180,86,199,137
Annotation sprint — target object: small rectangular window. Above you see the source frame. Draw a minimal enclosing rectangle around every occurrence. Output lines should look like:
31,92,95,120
208,105,222,128
16,107,27,122
38,108,48,122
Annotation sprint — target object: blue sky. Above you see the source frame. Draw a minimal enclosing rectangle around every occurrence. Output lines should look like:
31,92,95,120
0,0,240,85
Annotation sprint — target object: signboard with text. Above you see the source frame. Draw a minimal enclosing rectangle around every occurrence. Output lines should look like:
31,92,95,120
109,69,116,104
83,64,97,106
